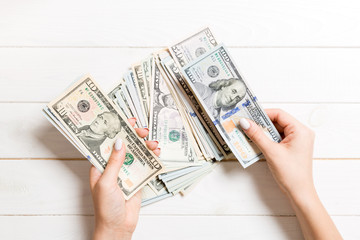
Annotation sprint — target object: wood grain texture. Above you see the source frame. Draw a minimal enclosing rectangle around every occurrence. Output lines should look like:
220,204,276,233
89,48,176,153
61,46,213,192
0,215,359,240
0,48,359,102
0,0,360,47
1,103,358,159
0,160,359,216
1,0,360,238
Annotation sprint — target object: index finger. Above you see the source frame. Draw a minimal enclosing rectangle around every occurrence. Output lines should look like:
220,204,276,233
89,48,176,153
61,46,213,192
102,140,126,182
265,109,302,136
265,109,300,129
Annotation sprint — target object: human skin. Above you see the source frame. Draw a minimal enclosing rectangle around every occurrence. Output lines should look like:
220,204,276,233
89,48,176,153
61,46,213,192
90,118,160,240
215,80,246,108
91,109,343,240
239,109,342,240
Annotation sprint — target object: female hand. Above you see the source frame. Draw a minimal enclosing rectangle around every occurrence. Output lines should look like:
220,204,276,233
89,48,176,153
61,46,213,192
239,108,315,199
239,109,342,239
90,118,160,240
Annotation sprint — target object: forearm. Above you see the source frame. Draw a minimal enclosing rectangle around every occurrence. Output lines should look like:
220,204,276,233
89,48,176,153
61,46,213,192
288,187,342,240
93,224,133,240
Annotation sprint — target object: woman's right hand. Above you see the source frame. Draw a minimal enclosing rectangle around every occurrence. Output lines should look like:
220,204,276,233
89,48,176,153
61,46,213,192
239,109,342,239
239,109,316,199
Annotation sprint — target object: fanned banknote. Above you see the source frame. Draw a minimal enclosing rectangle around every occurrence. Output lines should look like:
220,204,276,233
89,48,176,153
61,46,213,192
160,52,230,159
182,44,281,167
44,27,281,207
46,76,164,199
157,51,222,161
169,27,218,67
108,79,136,121
132,62,150,119
141,57,153,107
124,71,148,128
149,62,198,163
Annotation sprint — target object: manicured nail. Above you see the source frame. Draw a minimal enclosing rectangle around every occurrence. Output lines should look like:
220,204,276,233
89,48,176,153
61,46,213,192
154,141,159,144
114,139,123,151
129,117,137,122
239,118,250,130
144,128,150,132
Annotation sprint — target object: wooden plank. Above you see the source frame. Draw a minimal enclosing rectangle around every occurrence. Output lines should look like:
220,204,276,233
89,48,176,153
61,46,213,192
0,0,360,47
0,48,359,102
0,103,358,159
0,216,358,240
0,160,359,215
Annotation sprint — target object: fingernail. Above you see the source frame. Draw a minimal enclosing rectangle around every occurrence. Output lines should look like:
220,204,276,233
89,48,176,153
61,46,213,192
154,140,159,144
144,128,150,132
114,139,123,151
129,117,137,122
239,118,250,130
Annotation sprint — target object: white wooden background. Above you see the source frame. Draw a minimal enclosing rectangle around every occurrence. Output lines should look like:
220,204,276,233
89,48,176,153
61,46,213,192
1,0,360,239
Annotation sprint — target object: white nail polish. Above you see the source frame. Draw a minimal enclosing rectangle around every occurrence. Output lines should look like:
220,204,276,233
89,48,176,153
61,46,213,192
239,118,250,130
114,139,123,151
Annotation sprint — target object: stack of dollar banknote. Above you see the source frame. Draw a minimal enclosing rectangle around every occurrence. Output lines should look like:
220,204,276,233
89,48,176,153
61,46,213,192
43,27,281,206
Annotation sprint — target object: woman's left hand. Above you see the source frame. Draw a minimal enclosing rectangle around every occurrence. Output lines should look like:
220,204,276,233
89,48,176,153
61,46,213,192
90,118,160,240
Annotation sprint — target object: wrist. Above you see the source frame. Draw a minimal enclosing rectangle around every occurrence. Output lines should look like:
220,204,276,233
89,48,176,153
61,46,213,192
93,223,133,240
287,183,319,208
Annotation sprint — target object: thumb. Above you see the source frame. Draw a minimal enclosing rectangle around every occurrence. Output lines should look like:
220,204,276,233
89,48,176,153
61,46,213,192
239,118,277,154
102,138,126,182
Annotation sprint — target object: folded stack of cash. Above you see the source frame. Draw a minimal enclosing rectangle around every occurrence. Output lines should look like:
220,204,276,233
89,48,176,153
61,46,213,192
43,27,281,206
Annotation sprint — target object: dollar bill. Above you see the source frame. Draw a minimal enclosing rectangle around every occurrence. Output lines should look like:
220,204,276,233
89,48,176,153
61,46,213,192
161,52,231,159
141,192,172,207
43,107,88,157
149,62,198,163
164,162,216,193
47,76,164,199
169,27,218,67
119,79,142,122
141,57,152,107
124,71,148,128
182,45,281,168
108,80,134,120
43,27,280,208
155,54,207,160
132,63,149,118
158,165,203,182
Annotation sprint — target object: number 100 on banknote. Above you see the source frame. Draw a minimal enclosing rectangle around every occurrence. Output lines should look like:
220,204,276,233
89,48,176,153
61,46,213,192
182,45,281,168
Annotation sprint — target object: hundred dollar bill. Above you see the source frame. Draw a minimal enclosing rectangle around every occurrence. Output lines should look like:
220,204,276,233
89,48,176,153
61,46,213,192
161,52,230,159
169,27,218,67
182,45,282,168
47,76,164,199
149,63,197,163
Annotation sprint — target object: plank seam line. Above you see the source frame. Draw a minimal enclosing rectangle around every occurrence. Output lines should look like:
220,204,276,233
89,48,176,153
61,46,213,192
0,158,359,161
0,46,360,49
0,214,358,217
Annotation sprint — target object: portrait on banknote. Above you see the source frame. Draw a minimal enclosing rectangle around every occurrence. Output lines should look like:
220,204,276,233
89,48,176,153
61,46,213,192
155,92,178,111
152,80,185,141
193,78,246,119
77,111,121,154
47,77,164,199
